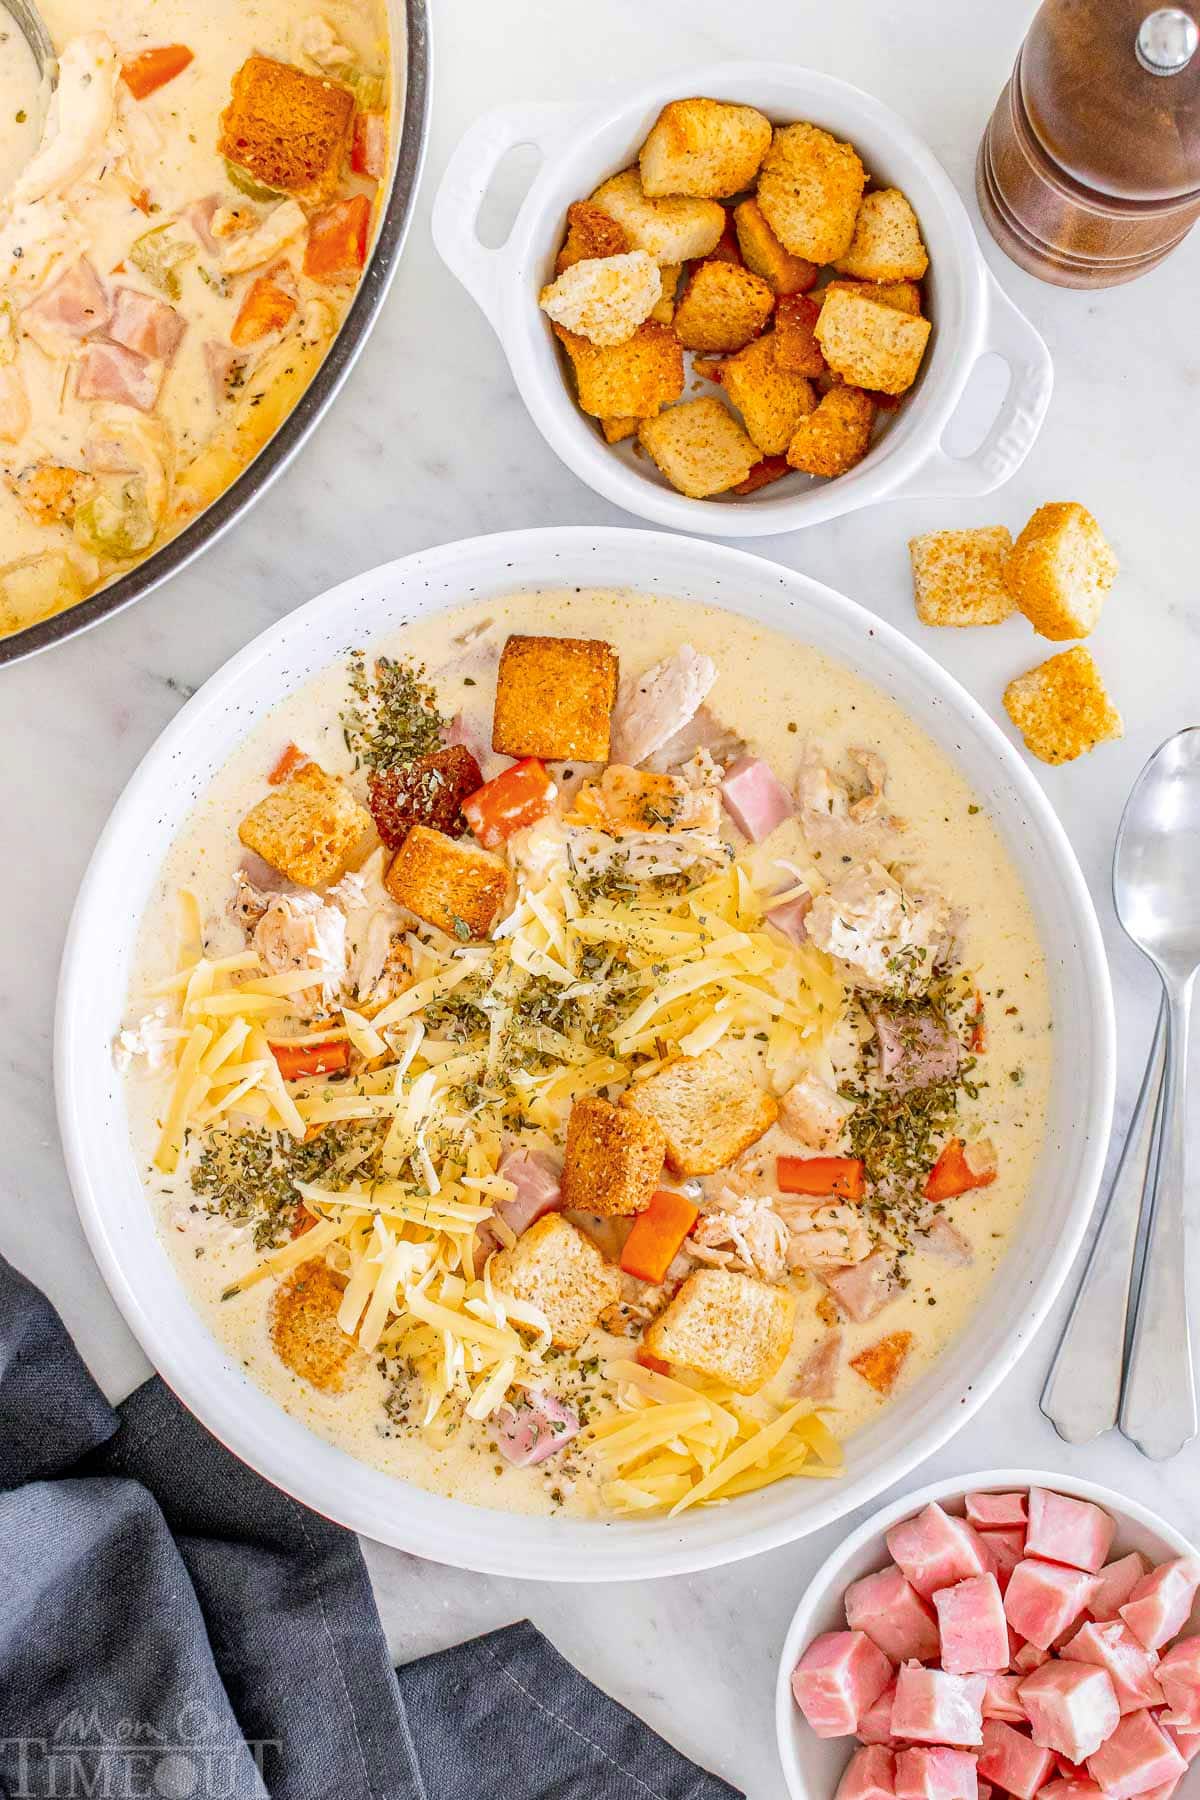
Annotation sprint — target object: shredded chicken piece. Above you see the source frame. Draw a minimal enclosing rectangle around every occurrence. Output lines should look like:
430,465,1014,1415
232,877,347,1013
221,200,307,274
797,743,900,855
779,1073,853,1150
112,1000,179,1072
806,860,951,996
298,14,354,67
778,1198,871,1270
11,34,118,207
691,1191,791,1283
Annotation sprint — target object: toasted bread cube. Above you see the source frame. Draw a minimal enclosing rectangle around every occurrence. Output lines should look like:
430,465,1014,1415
492,633,618,761
835,189,929,281
717,334,816,455
383,824,509,939
620,1048,778,1175
673,259,775,353
555,199,630,273
539,250,662,347
644,1267,796,1393
637,396,759,498
733,197,819,295
270,1260,362,1393
1003,502,1118,640
219,56,355,204
649,262,681,324
238,761,372,887
639,97,772,199
815,287,931,395
561,1094,666,1217
601,415,640,443
850,1329,914,1395
758,122,866,263
1003,647,1123,765
556,320,684,419
786,386,875,477
823,277,923,317
909,527,1016,627
590,168,725,265
774,292,826,377
493,1214,621,1351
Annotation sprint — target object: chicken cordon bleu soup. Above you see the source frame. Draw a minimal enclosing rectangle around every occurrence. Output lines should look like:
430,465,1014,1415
119,591,1051,1519
0,1,390,640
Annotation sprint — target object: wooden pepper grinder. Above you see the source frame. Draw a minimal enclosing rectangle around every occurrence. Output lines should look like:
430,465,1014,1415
977,1,1200,286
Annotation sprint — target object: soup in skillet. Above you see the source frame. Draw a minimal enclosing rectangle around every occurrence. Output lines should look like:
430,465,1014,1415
119,591,1052,1519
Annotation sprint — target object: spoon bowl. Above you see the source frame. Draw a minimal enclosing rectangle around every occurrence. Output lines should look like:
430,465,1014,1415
1115,728,1200,981
2,0,55,80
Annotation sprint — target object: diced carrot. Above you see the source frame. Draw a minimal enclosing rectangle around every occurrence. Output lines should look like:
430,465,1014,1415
351,110,387,181
231,272,296,348
924,1137,998,1203
969,990,987,1055
303,195,371,285
131,188,153,215
777,1155,865,1201
267,742,309,785
271,1039,351,1081
121,45,194,100
620,1189,700,1286
734,454,791,496
636,1348,672,1376
462,758,556,850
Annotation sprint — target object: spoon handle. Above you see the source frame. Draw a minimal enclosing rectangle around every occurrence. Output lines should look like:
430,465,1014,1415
1041,1001,1167,1443
1120,975,1198,1460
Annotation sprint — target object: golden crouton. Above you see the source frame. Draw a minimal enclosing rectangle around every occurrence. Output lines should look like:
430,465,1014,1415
672,260,775,354
909,527,1016,627
219,56,355,204
555,321,684,420
757,122,866,263
822,277,923,317
493,1214,622,1351
561,1095,666,1217
621,1049,778,1176
733,198,818,296
815,287,931,395
238,761,372,888
601,415,640,443
637,397,759,499
269,1259,363,1393
774,293,826,377
539,251,662,347
639,97,772,199
590,168,725,265
850,1329,913,1395
716,334,816,455
383,824,509,939
1003,502,1119,640
1002,647,1124,765
834,189,929,281
643,1268,796,1394
492,633,618,761
786,385,875,477
555,199,630,274
649,263,681,324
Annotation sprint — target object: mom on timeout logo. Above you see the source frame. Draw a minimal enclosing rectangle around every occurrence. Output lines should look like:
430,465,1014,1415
1,1702,280,1798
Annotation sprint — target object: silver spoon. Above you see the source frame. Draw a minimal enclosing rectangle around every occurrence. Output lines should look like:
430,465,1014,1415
2,0,55,79
1116,727,1200,1460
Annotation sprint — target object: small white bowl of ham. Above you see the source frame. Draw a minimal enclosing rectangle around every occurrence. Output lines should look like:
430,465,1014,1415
776,1471,1200,1800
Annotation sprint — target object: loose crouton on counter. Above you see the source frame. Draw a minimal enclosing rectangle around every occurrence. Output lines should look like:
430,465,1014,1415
590,168,726,265
672,260,775,354
637,396,759,499
716,334,816,455
238,761,373,888
493,1214,622,1351
756,122,866,264
555,320,685,420
555,199,630,273
643,1268,796,1393
814,287,931,395
538,250,663,347
561,1094,666,1217
834,188,929,282
270,1259,363,1393
1003,502,1118,640
621,1049,779,1175
733,198,819,295
639,98,772,199
786,385,875,478
822,277,923,317
492,633,619,761
909,527,1016,627
219,56,355,204
1003,647,1124,765
383,824,509,939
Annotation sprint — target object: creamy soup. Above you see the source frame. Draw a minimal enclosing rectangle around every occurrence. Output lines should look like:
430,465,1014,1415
120,592,1052,1520
0,1,390,639
0,17,48,194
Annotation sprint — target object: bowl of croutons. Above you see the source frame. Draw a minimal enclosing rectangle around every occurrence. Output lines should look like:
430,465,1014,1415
433,64,1053,533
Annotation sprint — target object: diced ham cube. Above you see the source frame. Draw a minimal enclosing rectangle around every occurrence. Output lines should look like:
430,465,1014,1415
21,257,110,347
858,1679,899,1746
888,1505,996,1603
186,196,222,254
1056,1753,1090,1781
109,287,186,362
838,1744,897,1800
967,1492,1029,1531
870,1006,961,1092
495,1147,562,1236
1135,1782,1182,1800
1006,1560,1101,1651
847,1565,941,1665
1121,1561,1200,1654
1092,1556,1150,1624
1018,1661,1120,1764
977,1718,1055,1799
892,1664,987,1746
894,1746,978,1800
766,891,814,945
721,756,794,842
983,1528,1027,1595
1013,1639,1051,1674
1061,1622,1165,1715
935,1575,1010,1676
1086,1709,1187,1799
1158,1637,1200,1729
918,1217,975,1267
76,341,163,412
1026,1489,1116,1575
793,1329,843,1401
792,1631,894,1738
983,1674,1028,1723
827,1250,902,1324
494,1391,579,1466
1038,1782,1105,1800
0,365,30,443
1162,1720,1200,1765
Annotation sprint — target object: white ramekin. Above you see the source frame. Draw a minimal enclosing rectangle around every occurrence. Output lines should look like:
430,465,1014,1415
431,64,1053,536
776,1469,1200,1800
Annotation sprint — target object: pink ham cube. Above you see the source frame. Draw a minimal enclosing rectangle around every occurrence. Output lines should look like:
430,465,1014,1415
1121,1562,1200,1654
1018,1661,1120,1763
984,1529,1028,1595
826,1251,901,1324
977,1718,1055,1799
935,1576,1010,1675
1006,1560,1100,1651
1013,1640,1051,1674
1026,1489,1116,1575
1060,1621,1165,1715
859,1678,899,1746
1039,1783,1105,1800
888,1505,996,1602
1135,1783,1182,1800
1158,1637,1200,1729
1162,1720,1200,1765
836,1744,896,1800
1087,1709,1187,1799
1092,1555,1150,1624
895,1746,978,1800
983,1675,1028,1723
967,1492,1029,1531
792,1631,894,1738
848,1566,941,1665
892,1664,987,1746
720,756,793,842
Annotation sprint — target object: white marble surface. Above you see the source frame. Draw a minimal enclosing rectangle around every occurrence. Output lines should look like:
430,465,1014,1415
2,2,1199,1794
